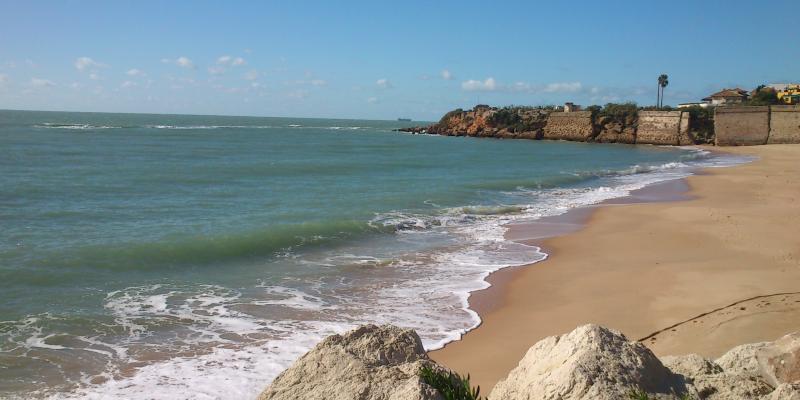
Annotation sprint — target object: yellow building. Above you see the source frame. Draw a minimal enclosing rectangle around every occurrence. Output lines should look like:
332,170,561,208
772,84,800,105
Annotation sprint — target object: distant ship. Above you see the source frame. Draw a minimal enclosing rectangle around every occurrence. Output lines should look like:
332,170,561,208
397,118,412,122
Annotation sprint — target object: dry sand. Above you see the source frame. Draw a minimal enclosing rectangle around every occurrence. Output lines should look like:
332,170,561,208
430,144,800,393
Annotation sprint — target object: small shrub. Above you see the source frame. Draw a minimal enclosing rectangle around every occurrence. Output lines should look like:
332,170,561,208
438,109,463,126
419,365,484,400
746,86,780,106
600,102,639,124
683,105,715,143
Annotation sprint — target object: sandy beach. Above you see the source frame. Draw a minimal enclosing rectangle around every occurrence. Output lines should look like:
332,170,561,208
431,144,800,393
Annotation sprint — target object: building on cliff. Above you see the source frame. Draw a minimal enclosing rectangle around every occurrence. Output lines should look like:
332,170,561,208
702,88,750,106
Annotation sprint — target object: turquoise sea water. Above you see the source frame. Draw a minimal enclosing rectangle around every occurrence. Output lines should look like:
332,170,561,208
0,110,743,399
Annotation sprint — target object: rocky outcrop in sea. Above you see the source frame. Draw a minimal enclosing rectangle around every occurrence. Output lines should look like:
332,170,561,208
259,324,800,400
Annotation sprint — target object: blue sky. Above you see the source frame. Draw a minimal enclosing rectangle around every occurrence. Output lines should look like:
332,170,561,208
0,0,798,120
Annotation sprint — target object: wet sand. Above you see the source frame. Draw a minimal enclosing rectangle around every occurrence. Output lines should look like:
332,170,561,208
431,145,800,393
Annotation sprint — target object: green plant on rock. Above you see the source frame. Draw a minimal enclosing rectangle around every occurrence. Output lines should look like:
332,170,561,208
628,388,697,400
419,364,484,400
438,109,463,126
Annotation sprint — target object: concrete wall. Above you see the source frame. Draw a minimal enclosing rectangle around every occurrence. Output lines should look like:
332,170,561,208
768,105,800,144
543,111,594,141
636,111,693,145
714,106,770,146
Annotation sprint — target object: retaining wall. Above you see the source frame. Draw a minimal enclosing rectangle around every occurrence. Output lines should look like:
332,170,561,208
542,111,595,141
714,106,770,146
768,105,800,144
636,111,693,145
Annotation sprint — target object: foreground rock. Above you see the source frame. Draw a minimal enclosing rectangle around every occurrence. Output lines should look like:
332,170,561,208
259,324,800,400
489,325,686,400
257,324,445,400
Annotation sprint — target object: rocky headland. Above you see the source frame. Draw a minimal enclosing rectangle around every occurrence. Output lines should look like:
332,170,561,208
399,105,699,146
258,324,800,400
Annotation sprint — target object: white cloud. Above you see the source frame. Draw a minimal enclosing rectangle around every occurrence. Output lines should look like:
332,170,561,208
244,70,259,81
162,57,195,69
461,77,496,91
31,78,55,87
74,57,105,71
121,81,137,88
208,66,225,76
367,96,379,104
543,81,582,93
70,82,81,89
89,73,101,80
441,69,452,80
310,79,326,86
126,68,145,77
217,56,246,67
176,56,194,69
288,89,309,99
376,78,392,89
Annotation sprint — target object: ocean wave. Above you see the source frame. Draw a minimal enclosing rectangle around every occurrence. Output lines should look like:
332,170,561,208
35,123,123,130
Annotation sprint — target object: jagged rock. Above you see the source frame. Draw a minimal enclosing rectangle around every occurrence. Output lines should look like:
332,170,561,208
488,324,686,400
715,342,771,376
765,383,800,399
759,331,800,386
715,331,800,387
662,354,773,399
257,325,444,400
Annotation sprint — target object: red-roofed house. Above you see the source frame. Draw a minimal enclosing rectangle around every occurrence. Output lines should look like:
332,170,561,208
702,88,749,106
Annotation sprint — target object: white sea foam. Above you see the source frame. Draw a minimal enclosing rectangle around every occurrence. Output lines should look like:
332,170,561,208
37,147,752,400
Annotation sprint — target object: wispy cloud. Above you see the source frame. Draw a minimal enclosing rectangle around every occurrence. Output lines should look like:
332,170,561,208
121,81,137,88
163,57,195,69
461,77,496,91
542,81,582,93
208,66,225,76
126,68,146,77
462,78,583,94
244,70,259,81
74,57,106,71
217,55,246,66
441,69,452,80
176,56,194,69
367,96,379,104
376,78,392,89
31,78,56,87
288,89,309,99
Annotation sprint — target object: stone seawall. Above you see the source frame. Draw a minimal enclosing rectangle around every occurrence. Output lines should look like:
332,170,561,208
636,111,693,146
768,105,800,144
714,106,800,146
715,106,770,146
542,111,594,141
405,105,800,146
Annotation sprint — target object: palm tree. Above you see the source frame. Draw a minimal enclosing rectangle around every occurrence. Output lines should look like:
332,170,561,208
658,74,669,108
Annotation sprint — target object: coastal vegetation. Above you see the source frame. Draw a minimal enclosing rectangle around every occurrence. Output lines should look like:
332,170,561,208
419,365,484,400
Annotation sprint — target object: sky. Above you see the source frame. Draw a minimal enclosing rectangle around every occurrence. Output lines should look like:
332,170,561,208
0,0,798,120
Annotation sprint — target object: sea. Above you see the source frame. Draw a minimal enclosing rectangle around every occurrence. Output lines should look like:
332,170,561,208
0,110,747,399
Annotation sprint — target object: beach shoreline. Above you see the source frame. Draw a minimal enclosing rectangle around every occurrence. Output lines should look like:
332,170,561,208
430,144,800,393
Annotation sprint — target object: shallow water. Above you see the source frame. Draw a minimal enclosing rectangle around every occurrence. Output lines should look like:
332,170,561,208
0,110,747,399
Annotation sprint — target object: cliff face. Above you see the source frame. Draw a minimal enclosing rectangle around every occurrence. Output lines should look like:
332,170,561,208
403,106,698,146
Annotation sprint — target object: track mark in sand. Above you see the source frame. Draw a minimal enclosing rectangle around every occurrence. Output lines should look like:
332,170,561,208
638,291,800,342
